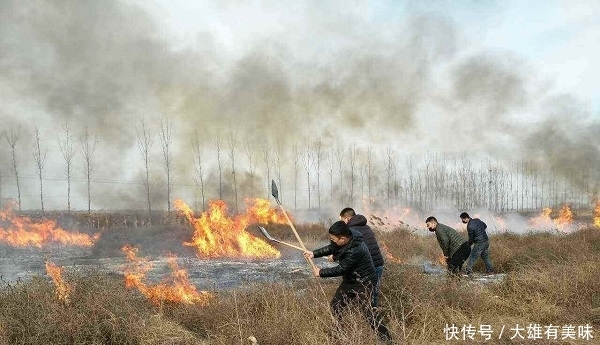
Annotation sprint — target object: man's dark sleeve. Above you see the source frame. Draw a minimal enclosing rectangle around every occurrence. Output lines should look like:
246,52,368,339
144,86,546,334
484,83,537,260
467,223,475,245
319,248,359,277
313,245,332,259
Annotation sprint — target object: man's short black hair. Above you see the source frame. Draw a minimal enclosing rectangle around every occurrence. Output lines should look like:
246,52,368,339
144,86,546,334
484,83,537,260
425,216,437,223
459,212,470,219
339,207,356,218
329,220,351,237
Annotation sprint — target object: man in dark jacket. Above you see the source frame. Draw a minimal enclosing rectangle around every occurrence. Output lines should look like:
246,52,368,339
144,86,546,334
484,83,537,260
460,212,495,276
425,216,471,275
304,221,392,343
340,207,385,307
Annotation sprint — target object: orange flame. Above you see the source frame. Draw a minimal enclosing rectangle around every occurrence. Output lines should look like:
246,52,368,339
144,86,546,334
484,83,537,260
438,254,447,266
0,202,100,247
555,204,573,226
379,241,402,264
594,202,600,228
121,245,212,306
528,207,555,229
45,261,73,303
175,198,284,258
528,205,575,232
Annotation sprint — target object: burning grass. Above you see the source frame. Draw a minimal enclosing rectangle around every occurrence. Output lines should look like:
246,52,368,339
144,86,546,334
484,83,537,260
0,224,598,344
0,203,101,247
175,198,286,259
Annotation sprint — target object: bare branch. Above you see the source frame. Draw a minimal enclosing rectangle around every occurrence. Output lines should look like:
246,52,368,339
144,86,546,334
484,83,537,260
33,127,47,213
136,118,154,220
159,116,174,213
80,126,97,213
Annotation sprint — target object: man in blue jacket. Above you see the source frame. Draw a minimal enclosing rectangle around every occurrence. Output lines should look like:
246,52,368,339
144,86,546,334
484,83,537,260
304,221,392,343
460,212,495,276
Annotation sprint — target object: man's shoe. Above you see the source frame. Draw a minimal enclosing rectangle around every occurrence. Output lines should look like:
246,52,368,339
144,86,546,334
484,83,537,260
378,334,393,345
485,272,495,276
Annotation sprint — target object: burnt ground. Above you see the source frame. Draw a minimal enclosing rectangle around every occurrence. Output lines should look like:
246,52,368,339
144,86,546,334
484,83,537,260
1,221,506,291
0,243,505,292
0,222,330,291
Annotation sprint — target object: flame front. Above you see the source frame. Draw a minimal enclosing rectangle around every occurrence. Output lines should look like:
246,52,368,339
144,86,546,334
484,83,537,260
45,261,73,303
175,198,284,258
555,204,573,226
594,202,600,228
0,202,100,247
380,241,402,264
529,207,560,229
528,205,576,232
121,245,212,306
438,254,447,266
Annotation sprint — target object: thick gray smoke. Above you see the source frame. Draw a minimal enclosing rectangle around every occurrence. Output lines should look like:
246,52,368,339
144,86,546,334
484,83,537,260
0,0,597,213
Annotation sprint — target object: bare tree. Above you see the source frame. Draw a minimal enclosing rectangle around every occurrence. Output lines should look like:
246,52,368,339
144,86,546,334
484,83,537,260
227,129,238,213
336,144,345,204
4,127,22,210
406,155,415,207
244,138,258,197
359,158,365,200
424,154,432,210
366,147,374,201
158,116,174,214
214,130,223,199
136,119,154,220
261,140,272,201
301,141,314,209
313,138,324,212
191,134,206,211
392,158,399,205
274,139,284,203
385,146,394,206
58,124,76,212
348,143,358,205
519,159,526,211
292,142,300,211
33,127,47,213
80,126,97,214
327,147,335,202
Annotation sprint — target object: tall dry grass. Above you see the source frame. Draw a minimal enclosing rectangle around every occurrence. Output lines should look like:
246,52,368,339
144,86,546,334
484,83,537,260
1,226,599,345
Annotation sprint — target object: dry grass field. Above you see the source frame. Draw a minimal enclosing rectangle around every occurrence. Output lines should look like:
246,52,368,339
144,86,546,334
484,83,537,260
1,215,599,345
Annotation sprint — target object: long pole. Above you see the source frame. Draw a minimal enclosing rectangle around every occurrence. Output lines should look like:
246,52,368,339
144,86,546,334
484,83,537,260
271,180,317,271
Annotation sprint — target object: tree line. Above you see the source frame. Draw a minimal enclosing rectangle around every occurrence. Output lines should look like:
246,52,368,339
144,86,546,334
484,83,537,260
2,120,598,220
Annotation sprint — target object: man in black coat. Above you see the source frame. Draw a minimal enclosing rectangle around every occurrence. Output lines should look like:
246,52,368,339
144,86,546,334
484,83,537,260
340,207,385,307
304,221,392,343
460,212,495,276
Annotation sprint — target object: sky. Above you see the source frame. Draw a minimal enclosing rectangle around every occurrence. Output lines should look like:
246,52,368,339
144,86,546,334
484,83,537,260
0,0,599,212
137,0,600,114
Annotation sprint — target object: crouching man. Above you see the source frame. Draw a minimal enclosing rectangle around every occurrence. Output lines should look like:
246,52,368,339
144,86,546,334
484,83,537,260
425,216,471,276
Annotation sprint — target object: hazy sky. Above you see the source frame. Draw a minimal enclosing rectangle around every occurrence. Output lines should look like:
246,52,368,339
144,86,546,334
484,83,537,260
135,0,600,114
1,0,599,211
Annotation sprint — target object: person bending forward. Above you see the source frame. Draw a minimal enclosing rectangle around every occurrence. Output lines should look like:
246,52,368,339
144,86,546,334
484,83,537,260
304,221,392,343
425,216,471,275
